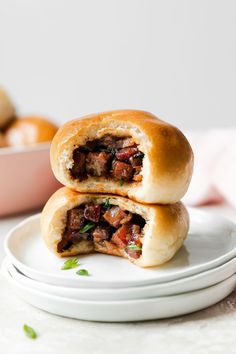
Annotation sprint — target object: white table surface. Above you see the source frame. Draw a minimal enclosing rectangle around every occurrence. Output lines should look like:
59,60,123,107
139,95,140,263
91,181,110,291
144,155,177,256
1,205,236,354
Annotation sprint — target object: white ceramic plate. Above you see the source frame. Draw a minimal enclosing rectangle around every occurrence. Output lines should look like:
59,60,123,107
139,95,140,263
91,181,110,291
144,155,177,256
2,261,236,322
5,208,236,288
3,256,236,300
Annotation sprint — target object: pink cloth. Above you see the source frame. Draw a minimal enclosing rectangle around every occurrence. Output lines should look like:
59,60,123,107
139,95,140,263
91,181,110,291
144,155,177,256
183,129,236,208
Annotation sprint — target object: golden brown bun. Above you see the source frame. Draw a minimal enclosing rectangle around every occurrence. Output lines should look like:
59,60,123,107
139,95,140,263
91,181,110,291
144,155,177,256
0,88,16,129
5,116,58,147
0,132,6,147
50,110,193,204
41,187,189,268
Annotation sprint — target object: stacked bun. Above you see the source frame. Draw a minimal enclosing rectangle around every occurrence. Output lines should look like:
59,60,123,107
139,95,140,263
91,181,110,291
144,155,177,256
41,110,193,267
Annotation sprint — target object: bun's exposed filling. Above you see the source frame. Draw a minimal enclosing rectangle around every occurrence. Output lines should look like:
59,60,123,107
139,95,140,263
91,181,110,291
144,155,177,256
58,200,146,259
70,135,144,183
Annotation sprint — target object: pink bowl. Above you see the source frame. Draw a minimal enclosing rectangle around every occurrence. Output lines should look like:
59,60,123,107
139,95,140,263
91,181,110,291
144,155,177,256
0,143,61,216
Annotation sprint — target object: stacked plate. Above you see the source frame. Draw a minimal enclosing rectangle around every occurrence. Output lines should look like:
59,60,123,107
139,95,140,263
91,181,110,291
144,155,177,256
2,207,236,322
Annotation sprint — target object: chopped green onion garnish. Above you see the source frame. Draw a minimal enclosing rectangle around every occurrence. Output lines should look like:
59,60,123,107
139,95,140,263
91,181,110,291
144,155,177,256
76,269,89,276
61,257,80,270
80,222,95,233
104,198,111,209
120,178,124,186
23,324,37,339
126,243,142,251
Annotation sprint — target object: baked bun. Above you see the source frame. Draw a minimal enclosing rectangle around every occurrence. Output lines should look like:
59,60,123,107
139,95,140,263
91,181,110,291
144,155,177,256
0,132,6,147
50,110,193,204
41,187,189,267
5,116,58,146
0,88,16,129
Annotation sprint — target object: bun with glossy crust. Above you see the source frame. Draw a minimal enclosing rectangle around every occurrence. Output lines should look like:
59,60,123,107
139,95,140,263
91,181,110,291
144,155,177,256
50,110,193,204
41,187,189,268
5,116,58,147
0,88,16,129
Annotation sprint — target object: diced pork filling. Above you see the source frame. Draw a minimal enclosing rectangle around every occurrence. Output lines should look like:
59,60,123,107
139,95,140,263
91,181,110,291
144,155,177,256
70,135,144,182
58,202,146,259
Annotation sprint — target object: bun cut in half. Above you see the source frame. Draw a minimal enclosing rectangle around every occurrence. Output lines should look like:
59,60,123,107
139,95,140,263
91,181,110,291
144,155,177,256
41,187,189,267
51,110,193,204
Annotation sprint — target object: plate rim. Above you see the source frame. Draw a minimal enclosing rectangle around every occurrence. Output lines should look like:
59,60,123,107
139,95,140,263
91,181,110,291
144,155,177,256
2,259,236,305
3,256,236,299
4,209,236,288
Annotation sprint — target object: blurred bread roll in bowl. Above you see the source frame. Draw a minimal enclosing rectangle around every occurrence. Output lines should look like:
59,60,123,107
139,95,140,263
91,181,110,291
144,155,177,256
0,114,60,216
5,116,58,147
0,87,60,216
0,88,16,129
0,132,6,147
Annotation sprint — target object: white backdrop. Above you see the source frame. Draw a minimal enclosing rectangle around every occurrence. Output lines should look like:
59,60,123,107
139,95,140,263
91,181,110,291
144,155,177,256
0,0,236,130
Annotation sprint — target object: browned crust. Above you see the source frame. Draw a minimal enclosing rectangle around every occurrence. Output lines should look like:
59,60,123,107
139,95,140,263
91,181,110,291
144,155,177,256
50,110,193,204
5,116,58,146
